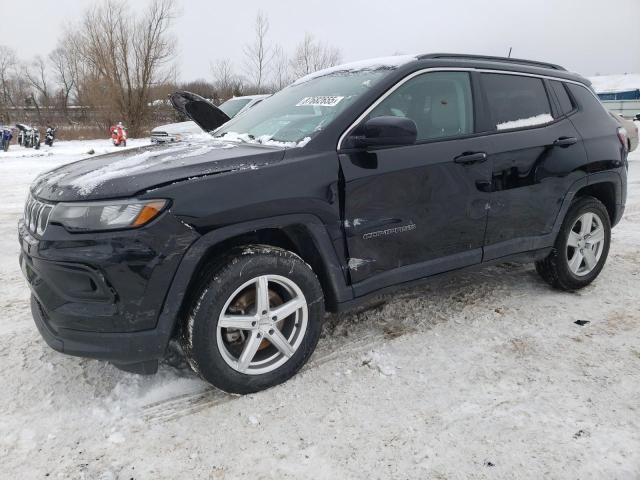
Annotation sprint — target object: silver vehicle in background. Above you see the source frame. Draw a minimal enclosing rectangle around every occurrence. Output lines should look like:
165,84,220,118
151,94,269,143
611,113,638,152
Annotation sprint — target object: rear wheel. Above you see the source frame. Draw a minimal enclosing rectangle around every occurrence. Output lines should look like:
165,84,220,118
181,246,324,394
535,196,611,290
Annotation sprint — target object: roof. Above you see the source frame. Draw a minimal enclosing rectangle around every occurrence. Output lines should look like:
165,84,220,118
292,53,588,87
292,55,417,85
417,53,566,71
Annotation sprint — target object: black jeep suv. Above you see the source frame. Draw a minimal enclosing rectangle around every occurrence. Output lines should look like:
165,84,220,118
19,54,628,394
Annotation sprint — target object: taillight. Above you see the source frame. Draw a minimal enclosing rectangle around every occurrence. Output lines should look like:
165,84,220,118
617,127,628,150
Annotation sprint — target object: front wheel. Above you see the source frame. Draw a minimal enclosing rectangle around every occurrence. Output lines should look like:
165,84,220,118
536,196,611,291
181,246,324,394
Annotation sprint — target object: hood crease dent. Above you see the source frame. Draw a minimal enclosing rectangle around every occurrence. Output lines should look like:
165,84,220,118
31,140,286,202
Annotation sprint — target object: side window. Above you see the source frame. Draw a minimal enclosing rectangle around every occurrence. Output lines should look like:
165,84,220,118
550,80,575,116
481,74,553,130
367,72,474,142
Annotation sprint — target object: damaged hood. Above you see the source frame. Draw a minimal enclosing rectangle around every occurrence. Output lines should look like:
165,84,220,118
32,140,285,202
169,91,230,132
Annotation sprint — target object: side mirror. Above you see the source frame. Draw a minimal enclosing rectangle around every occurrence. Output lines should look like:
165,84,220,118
635,113,640,121
355,116,417,148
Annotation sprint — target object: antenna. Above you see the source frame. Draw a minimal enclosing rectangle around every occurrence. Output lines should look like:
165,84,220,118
507,47,512,58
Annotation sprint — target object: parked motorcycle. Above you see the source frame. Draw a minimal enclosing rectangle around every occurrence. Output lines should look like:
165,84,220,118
33,128,40,149
16,124,27,146
15,124,40,149
110,123,127,147
45,126,57,147
1,127,12,152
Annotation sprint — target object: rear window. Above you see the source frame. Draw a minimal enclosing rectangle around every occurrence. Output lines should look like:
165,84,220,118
550,80,574,116
481,73,553,130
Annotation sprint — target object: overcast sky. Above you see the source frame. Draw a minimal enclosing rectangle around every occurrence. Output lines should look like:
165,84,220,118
2,0,639,81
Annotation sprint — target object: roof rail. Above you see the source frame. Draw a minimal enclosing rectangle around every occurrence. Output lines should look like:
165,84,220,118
418,53,567,71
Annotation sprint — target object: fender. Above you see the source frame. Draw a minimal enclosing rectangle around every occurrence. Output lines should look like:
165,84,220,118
586,170,625,226
153,213,353,344
550,175,589,235
552,170,623,233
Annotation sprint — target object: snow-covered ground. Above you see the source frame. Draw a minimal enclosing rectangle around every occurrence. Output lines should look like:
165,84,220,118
1,140,639,479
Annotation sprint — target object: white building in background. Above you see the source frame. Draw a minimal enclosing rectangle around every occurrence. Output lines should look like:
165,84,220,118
589,74,640,119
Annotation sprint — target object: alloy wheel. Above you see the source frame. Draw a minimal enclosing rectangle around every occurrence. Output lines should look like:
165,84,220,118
566,211,606,276
216,275,308,375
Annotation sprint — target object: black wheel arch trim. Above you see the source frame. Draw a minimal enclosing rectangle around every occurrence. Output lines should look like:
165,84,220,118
153,213,353,351
552,171,623,233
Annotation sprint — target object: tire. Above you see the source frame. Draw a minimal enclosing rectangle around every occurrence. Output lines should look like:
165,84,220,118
122,140,126,147
181,245,325,394
535,195,611,291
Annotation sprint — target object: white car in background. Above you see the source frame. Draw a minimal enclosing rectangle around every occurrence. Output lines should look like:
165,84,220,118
611,113,639,153
151,94,269,143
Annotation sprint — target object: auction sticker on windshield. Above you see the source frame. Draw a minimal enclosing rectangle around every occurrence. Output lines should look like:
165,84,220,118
296,96,345,107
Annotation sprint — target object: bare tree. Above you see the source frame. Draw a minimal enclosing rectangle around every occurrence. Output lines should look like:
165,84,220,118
0,46,18,122
211,58,241,100
243,11,272,93
77,0,176,135
23,56,53,124
52,31,89,107
50,44,77,121
270,45,291,91
290,33,342,79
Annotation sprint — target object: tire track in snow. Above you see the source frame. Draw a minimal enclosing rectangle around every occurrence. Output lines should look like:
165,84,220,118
140,267,514,424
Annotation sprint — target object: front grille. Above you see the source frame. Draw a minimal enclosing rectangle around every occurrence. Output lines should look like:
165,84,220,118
24,194,53,235
151,131,168,137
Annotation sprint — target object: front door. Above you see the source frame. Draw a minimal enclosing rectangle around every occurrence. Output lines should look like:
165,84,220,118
339,71,492,295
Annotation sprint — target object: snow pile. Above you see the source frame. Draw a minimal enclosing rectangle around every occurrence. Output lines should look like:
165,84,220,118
361,348,398,376
217,131,311,148
497,113,553,130
589,73,640,94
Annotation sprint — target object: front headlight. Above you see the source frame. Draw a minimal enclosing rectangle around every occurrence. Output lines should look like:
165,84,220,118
49,199,168,232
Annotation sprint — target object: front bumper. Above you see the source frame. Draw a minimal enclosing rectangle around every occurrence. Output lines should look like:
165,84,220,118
18,212,199,367
30,295,167,371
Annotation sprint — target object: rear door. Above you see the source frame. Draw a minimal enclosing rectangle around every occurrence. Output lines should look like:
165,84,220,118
479,73,587,261
339,71,492,294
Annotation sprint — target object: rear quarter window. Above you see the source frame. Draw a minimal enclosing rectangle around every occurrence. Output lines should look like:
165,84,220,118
550,80,575,116
481,73,553,130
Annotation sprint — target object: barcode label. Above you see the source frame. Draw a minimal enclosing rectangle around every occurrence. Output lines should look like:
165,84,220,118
296,96,345,107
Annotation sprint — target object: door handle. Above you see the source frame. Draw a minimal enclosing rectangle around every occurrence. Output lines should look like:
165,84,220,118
454,152,487,165
553,136,578,148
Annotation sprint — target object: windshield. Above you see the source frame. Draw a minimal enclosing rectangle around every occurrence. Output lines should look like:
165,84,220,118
213,70,390,146
218,98,252,118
